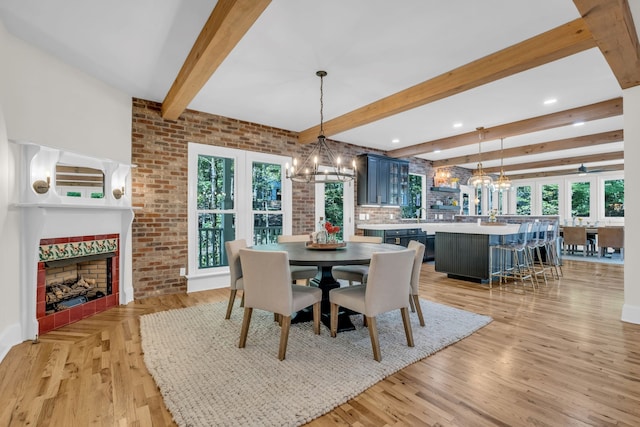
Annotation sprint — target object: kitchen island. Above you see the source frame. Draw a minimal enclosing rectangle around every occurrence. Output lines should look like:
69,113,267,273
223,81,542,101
431,223,520,283
357,222,521,284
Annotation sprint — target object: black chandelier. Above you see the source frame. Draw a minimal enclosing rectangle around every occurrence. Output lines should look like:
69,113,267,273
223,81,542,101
285,71,355,183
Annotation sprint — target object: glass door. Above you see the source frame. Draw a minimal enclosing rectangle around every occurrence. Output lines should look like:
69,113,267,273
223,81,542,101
315,173,354,241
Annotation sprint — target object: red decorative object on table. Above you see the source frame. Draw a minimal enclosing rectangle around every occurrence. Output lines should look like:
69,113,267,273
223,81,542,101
324,221,341,242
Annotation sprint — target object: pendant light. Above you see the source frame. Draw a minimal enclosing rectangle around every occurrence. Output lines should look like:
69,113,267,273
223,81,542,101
495,137,512,191
285,71,355,183
467,127,493,188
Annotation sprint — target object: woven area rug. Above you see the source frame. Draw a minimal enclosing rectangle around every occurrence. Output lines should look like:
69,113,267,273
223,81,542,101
140,299,492,427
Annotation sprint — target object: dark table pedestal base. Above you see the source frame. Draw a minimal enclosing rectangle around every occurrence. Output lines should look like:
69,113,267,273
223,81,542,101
290,265,356,332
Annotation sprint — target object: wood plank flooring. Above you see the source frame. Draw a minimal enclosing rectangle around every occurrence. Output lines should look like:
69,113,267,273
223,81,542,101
1,259,638,426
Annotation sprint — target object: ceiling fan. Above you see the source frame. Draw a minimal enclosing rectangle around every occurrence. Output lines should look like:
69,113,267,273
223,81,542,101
575,164,609,175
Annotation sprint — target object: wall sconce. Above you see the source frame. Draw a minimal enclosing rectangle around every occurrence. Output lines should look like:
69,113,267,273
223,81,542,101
112,186,125,199
32,174,50,194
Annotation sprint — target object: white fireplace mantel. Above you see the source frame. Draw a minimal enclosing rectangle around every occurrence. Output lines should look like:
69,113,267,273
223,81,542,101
11,141,135,340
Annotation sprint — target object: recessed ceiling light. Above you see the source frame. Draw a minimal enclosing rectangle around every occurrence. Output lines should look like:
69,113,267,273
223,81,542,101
433,149,441,154
544,98,557,105
391,138,400,144
453,122,463,128
573,121,585,126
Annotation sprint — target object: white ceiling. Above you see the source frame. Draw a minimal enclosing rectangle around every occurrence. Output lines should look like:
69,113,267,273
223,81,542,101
0,0,636,176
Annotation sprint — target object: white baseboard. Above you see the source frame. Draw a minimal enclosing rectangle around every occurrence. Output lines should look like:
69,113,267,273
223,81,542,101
621,303,640,325
187,272,230,293
0,322,22,364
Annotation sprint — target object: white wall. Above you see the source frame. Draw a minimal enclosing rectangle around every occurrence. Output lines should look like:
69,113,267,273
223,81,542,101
0,20,133,361
622,85,640,324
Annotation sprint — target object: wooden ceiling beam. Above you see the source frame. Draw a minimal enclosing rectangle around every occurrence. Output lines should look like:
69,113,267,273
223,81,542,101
509,163,624,180
482,151,624,174
161,0,271,120
298,18,596,144
432,130,623,167
573,0,640,88
389,98,622,158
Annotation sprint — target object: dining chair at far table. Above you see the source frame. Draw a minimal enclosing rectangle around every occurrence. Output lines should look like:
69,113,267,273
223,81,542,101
224,239,247,319
329,249,415,362
597,226,624,261
407,240,426,326
277,234,318,285
238,248,322,361
332,235,384,286
562,226,595,257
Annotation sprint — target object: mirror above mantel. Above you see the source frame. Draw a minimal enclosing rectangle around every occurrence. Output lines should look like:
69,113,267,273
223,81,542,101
55,164,105,199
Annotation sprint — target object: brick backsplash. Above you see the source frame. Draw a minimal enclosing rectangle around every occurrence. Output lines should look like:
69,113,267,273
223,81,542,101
131,98,467,299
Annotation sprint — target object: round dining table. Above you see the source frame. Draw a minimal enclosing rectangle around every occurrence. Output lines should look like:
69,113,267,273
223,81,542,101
251,241,406,331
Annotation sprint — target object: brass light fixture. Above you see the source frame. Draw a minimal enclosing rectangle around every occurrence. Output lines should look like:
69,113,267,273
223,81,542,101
467,127,494,188
32,174,50,194
112,186,125,199
285,71,355,183
494,137,511,191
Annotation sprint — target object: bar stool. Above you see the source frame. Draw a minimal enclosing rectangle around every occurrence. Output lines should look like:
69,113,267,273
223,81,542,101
493,222,537,290
526,221,549,287
543,220,563,278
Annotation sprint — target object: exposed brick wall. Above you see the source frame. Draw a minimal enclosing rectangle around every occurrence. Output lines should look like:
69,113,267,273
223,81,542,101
131,99,411,298
130,98,470,299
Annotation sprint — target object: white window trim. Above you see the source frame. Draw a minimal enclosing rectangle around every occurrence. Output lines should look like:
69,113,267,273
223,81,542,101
510,172,624,225
186,142,292,292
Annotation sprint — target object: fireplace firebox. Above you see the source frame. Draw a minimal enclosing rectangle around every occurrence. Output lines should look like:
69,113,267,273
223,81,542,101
37,234,120,334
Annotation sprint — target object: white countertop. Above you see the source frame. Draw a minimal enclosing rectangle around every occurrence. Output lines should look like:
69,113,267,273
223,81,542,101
357,222,521,235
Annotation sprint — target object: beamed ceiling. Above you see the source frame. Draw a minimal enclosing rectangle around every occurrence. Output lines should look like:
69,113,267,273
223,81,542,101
1,0,639,180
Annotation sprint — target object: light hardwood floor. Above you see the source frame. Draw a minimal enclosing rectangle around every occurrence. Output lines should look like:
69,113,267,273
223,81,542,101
1,259,638,426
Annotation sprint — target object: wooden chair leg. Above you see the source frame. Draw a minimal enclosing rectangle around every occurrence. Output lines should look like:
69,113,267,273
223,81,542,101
401,307,414,348
313,302,320,335
224,289,236,319
240,291,244,307
412,295,425,327
409,295,416,312
367,316,381,362
225,289,237,319
238,307,252,348
278,315,291,361
330,303,338,337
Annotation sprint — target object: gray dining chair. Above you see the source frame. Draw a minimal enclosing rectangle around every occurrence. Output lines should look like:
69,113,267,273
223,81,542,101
238,248,322,360
332,235,383,286
277,234,318,284
224,239,247,319
329,249,415,362
407,240,426,326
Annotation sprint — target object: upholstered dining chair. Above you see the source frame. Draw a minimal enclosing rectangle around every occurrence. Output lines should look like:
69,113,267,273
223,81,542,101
407,240,426,326
329,249,415,362
277,234,318,285
597,226,624,261
238,248,322,360
562,226,594,257
332,235,383,286
224,239,247,319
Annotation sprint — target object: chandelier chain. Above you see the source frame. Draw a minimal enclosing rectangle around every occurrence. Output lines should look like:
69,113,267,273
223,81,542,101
319,73,324,136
